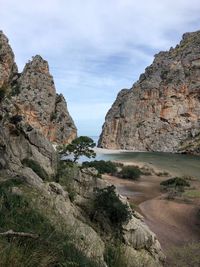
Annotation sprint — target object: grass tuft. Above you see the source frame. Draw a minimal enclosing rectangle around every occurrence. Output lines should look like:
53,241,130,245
0,179,103,267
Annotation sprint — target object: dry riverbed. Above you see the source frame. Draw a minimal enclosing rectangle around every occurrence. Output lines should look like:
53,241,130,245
103,161,200,254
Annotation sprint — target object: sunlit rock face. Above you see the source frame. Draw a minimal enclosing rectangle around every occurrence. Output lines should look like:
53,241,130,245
98,31,200,154
0,31,165,267
0,31,77,145
14,55,77,144
0,30,18,88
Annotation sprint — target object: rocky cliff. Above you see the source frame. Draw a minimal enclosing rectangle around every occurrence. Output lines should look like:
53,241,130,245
0,31,164,266
98,31,200,154
0,31,77,145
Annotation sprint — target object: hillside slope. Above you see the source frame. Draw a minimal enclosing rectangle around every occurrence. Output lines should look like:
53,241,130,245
0,31,164,266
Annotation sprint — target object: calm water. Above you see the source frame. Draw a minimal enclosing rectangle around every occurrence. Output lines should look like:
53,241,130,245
78,137,200,179
94,151,200,179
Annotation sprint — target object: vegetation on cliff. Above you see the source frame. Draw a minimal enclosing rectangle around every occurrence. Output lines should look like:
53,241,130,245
82,160,118,175
0,31,165,267
0,178,102,267
93,185,131,228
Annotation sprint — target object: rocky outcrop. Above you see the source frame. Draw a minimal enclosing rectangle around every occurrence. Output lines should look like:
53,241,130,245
0,31,77,145
178,132,200,155
13,55,77,144
98,31,200,153
0,30,105,265
0,98,57,180
0,31,164,266
0,29,76,179
0,31,18,89
71,168,165,265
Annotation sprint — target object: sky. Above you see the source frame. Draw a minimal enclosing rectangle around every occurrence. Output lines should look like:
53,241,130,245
1,0,200,136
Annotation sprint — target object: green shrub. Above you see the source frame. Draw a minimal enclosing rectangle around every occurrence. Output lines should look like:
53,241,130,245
0,178,103,267
160,177,190,188
93,185,131,227
50,112,57,121
161,177,190,199
0,85,7,102
0,90,5,102
11,84,21,96
22,158,49,181
0,83,9,102
82,160,117,175
118,165,142,180
183,190,200,198
9,115,23,125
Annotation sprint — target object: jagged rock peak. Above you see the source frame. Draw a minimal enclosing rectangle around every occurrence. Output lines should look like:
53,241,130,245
181,30,200,42
13,54,77,144
0,30,18,88
98,30,200,154
23,55,50,74
0,31,77,145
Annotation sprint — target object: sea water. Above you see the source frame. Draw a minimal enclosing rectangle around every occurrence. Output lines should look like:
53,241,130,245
83,136,200,179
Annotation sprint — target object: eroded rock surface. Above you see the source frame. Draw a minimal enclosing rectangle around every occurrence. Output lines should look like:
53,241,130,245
99,31,200,154
0,31,77,145
0,31,18,89
71,168,165,265
0,31,164,266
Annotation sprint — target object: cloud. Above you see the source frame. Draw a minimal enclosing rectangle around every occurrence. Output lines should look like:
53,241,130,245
1,0,200,135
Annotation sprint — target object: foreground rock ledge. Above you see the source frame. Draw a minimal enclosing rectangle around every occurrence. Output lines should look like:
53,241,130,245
0,31,164,266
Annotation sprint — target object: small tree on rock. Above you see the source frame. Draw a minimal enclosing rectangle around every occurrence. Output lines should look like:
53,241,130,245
58,136,96,163
93,185,131,227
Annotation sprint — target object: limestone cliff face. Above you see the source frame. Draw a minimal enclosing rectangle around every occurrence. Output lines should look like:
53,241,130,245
0,31,164,267
0,31,18,88
0,32,77,145
99,31,200,153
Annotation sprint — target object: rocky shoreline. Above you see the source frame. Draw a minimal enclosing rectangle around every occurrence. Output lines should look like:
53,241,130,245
0,31,165,266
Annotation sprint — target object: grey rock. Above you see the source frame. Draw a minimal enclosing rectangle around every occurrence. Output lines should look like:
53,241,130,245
98,30,200,154
0,31,165,266
14,55,77,144
48,182,69,198
0,31,18,88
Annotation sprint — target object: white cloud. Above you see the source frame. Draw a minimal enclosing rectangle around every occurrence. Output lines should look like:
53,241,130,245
1,0,200,135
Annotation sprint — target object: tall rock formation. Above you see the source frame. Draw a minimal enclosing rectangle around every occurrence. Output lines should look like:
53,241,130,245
98,31,200,154
0,31,18,89
0,31,164,267
0,31,77,145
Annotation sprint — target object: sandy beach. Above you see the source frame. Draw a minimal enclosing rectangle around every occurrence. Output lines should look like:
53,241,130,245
94,147,131,154
140,198,200,250
103,160,200,257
